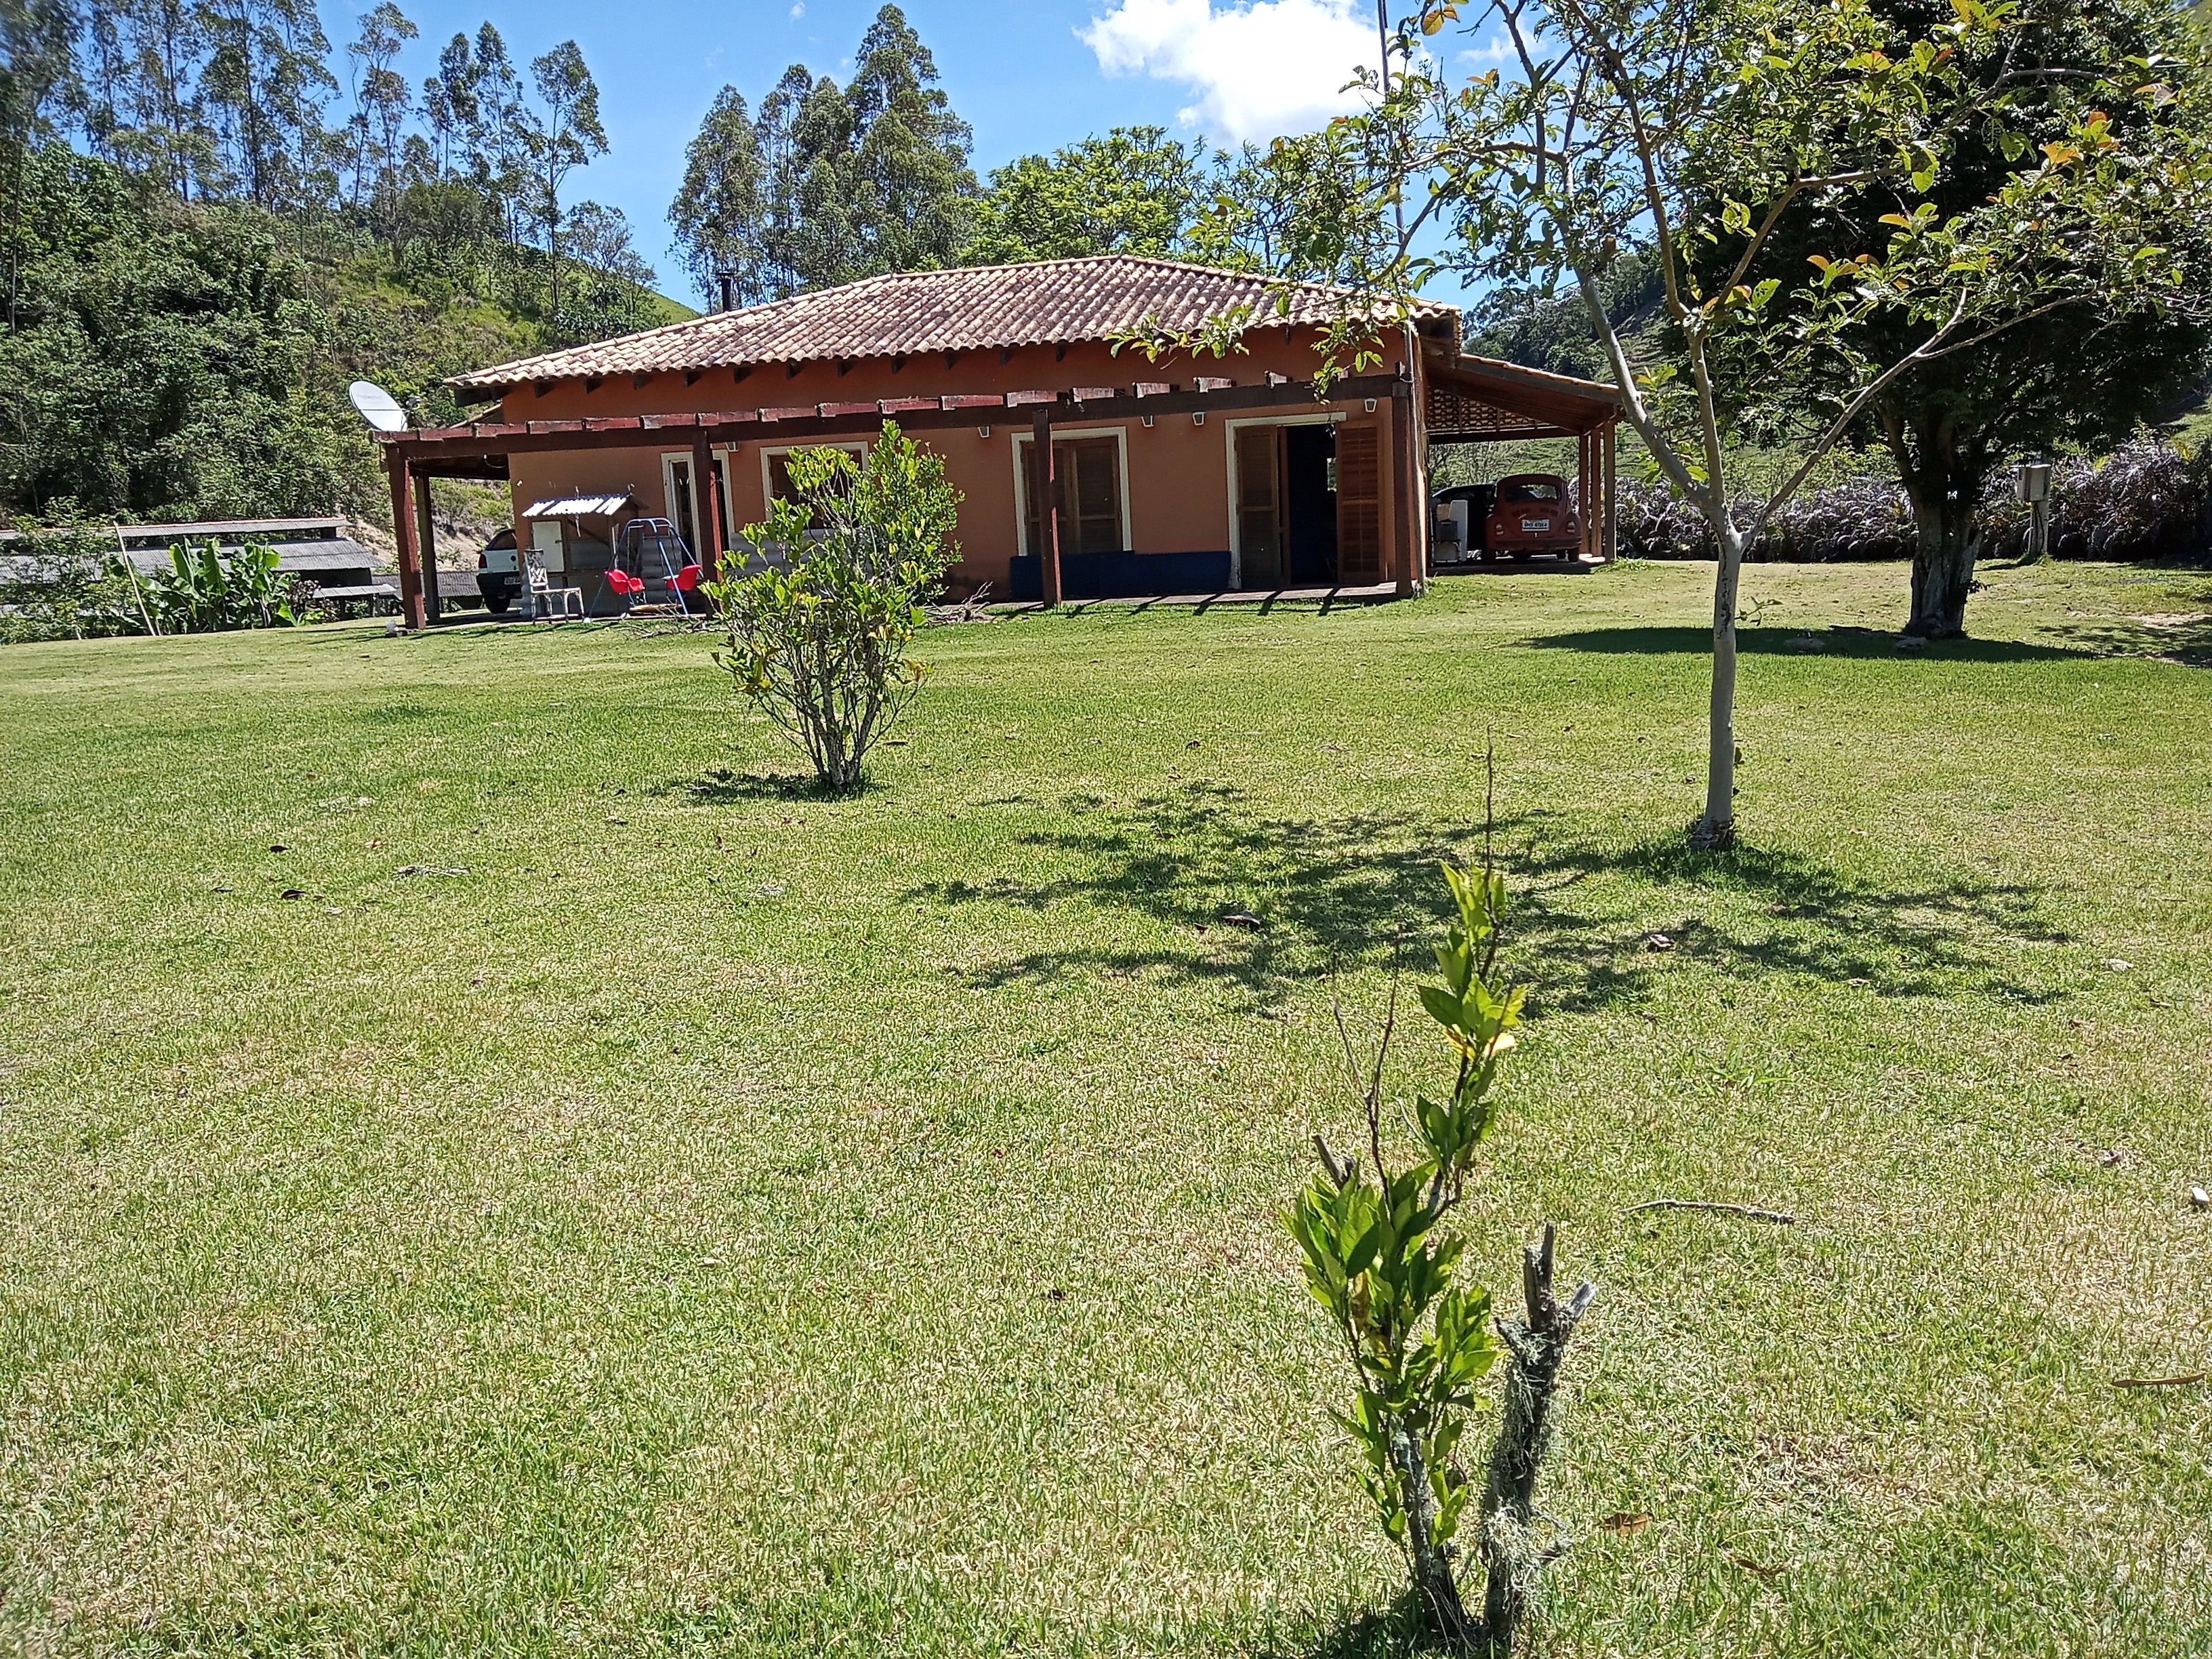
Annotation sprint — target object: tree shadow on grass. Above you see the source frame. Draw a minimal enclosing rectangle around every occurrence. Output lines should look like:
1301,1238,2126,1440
662,766,855,802
1252,1590,1448,1659
1523,624,2093,663
908,781,2068,1012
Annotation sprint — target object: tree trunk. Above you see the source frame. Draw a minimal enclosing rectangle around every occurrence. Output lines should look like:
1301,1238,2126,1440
1904,491,1979,639
1694,523,1741,850
1883,403,1986,640
1478,1226,1596,1656
1389,1418,1473,1647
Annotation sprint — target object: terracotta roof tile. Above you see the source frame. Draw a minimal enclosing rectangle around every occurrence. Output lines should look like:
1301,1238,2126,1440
449,255,1458,392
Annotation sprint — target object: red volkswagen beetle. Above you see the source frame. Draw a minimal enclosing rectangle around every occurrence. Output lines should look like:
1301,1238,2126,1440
1483,474,1580,557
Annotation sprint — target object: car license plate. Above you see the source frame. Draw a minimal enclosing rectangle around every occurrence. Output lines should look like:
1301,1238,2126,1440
1522,518,1551,532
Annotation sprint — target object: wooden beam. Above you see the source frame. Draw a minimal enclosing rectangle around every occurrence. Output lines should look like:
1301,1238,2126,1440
388,455,426,630
375,374,1410,465
691,434,724,573
1603,422,1618,561
413,470,441,620
733,365,752,384
1033,405,1061,608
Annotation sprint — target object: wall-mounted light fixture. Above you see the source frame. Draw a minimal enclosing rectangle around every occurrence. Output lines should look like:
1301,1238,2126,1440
1192,411,1206,426
1141,414,1155,428
1363,398,1377,413
977,425,991,438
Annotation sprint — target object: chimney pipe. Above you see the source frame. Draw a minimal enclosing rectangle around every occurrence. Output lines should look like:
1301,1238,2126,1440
715,270,738,312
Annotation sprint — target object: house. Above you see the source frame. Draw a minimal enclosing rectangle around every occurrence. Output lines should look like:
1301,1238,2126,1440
376,256,1624,625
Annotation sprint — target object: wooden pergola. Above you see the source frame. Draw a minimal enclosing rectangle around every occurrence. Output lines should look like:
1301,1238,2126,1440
1422,356,1624,562
374,371,1424,628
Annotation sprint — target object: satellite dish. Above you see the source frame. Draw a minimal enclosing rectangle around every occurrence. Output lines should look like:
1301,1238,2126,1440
348,380,408,432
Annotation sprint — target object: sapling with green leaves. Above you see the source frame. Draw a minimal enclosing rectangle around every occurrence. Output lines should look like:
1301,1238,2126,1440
703,422,960,791
1288,858,1593,1651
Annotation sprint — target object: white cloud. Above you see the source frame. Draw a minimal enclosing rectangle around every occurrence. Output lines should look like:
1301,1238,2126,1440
1081,0,1379,143
789,1,804,16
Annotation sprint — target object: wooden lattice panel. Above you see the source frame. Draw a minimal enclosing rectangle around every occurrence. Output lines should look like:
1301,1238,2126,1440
1425,384,1553,437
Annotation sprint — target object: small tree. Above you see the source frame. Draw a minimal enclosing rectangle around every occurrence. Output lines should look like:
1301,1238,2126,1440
1289,856,1593,1652
1282,0,2211,846
704,422,960,792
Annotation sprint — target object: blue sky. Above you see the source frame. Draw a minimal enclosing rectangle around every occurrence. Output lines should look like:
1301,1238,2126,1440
319,0,1392,299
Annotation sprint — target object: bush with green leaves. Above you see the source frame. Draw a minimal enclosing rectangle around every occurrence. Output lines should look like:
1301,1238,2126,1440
703,422,960,792
0,527,150,643
141,540,300,633
1290,860,1593,1652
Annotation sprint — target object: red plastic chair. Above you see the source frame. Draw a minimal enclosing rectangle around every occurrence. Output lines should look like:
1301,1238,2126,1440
607,567,648,613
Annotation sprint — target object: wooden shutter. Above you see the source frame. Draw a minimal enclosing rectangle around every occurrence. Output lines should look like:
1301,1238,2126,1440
1336,423,1382,579
1236,426,1282,586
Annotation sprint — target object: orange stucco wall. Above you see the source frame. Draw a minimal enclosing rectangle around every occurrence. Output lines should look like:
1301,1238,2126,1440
495,327,1416,594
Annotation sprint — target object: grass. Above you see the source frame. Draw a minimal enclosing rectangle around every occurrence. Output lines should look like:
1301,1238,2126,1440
1,558,2209,1658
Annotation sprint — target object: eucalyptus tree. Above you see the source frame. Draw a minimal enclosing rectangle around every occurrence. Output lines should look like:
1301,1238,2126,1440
343,1,415,230
670,85,767,306
678,4,975,300
517,39,606,329
1331,0,2212,848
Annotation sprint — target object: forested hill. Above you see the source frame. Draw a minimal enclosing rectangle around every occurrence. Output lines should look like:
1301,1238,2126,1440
1,143,691,533
0,3,691,533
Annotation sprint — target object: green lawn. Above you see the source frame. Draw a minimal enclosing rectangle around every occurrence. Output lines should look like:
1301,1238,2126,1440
2,559,2209,1657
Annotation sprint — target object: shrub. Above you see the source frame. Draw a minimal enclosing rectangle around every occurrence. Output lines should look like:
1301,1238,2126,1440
1614,477,1915,562
1288,859,1593,1651
704,422,961,791
1979,436,2211,560
0,527,152,643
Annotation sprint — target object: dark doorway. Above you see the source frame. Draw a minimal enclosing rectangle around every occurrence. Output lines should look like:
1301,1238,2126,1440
1284,423,1338,583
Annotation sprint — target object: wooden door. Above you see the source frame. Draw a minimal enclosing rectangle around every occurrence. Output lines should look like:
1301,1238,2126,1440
1336,422,1382,580
1235,424,1283,587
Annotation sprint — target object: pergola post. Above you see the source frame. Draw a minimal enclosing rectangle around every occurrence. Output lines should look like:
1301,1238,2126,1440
691,434,724,573
413,470,441,619
388,453,426,630
1032,405,1061,607
1603,421,1618,562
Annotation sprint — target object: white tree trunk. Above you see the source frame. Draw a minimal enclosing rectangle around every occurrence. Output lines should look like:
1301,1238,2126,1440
1696,525,1741,848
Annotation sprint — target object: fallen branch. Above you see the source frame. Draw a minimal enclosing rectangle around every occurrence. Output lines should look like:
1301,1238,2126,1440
1623,1199,1796,1225
2112,1372,2207,1389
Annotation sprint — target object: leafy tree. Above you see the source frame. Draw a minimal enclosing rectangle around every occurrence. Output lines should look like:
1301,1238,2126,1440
669,84,766,306
962,125,1204,264
516,39,605,331
0,143,346,521
705,422,960,792
1184,131,1386,281
198,0,334,213
1706,0,2212,638
342,1,415,231
841,4,976,275
1319,0,2212,848
83,0,219,197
